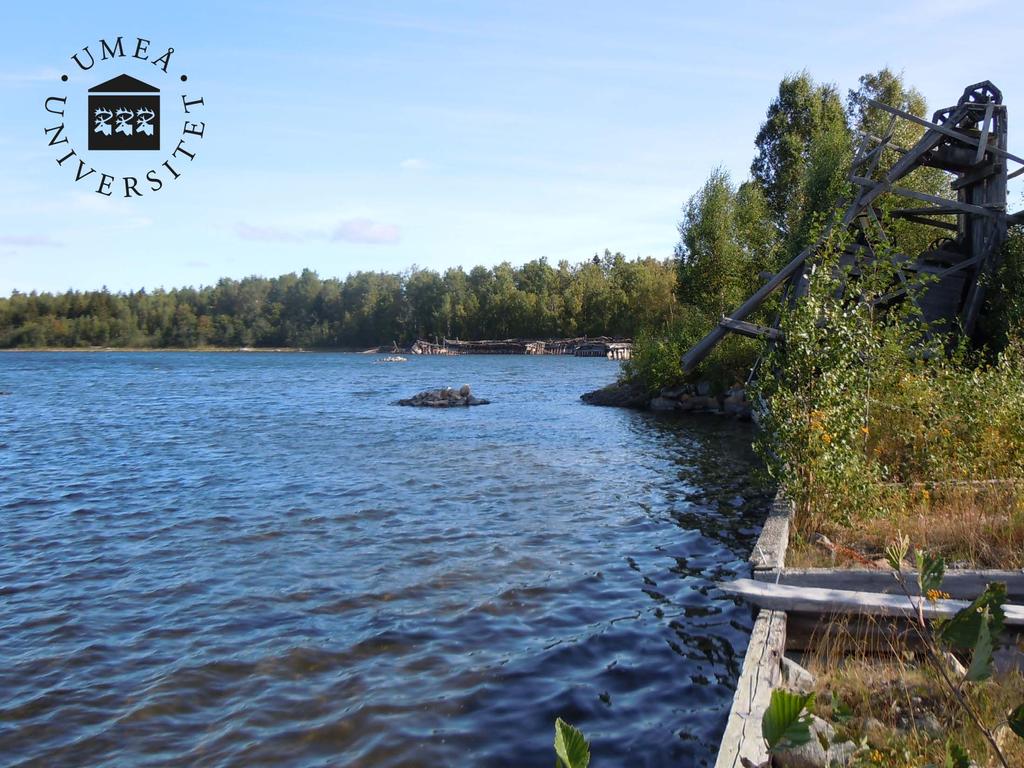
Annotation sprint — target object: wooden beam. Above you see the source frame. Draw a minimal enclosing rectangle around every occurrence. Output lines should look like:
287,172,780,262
866,98,1024,167
681,243,816,371
750,493,793,571
872,254,981,305
975,101,994,166
850,176,1002,217
890,206,964,216
891,213,959,231
855,131,911,155
713,608,787,768
720,578,1024,624
753,568,1024,600
719,316,782,340
952,163,1001,190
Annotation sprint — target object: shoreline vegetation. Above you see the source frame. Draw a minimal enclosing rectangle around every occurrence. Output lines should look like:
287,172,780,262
609,68,1024,766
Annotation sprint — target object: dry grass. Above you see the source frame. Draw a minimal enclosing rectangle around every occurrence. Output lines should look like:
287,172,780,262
800,614,1024,767
788,484,1024,569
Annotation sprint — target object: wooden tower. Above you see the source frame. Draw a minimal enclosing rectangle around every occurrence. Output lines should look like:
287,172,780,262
682,81,1024,372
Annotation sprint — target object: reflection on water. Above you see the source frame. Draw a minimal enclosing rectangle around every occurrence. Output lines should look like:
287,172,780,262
0,353,767,767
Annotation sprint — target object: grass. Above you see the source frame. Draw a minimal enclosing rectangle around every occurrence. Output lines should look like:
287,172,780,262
798,614,1024,767
786,483,1024,570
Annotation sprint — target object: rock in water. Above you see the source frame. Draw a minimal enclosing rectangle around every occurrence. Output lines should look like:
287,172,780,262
580,380,649,409
397,386,490,407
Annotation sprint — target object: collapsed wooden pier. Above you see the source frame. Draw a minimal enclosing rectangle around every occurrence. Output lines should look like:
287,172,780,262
714,495,1024,767
409,336,632,359
684,80,1024,372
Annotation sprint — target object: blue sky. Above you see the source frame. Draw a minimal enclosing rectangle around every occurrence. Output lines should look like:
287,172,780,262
2,0,1023,294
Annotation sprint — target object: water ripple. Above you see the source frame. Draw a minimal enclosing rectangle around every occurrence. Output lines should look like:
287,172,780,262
0,352,767,766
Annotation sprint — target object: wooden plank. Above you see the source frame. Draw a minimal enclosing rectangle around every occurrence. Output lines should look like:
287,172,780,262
713,608,787,768
720,578,1024,624
952,162,1001,190
750,493,793,571
976,102,994,166
753,568,1024,600
850,176,1001,217
854,130,911,155
890,206,965,216
719,316,781,340
891,213,959,231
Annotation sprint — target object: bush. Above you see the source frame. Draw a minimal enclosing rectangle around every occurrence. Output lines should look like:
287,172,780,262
752,230,1024,543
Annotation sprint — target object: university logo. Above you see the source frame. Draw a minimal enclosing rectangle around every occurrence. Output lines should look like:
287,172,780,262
43,37,206,198
88,74,160,151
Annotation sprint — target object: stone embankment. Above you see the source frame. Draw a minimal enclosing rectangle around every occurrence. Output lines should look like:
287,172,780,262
582,380,752,419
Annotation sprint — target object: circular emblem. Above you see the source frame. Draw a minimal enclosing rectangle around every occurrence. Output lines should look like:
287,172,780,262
43,37,206,199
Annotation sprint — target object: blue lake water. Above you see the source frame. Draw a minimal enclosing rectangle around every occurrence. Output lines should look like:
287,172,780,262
0,352,766,767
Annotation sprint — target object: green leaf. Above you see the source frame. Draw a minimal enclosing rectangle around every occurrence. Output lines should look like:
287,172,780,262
554,718,590,768
829,691,853,724
885,532,909,572
1008,702,1024,741
916,550,945,595
945,739,971,768
762,689,815,751
940,582,1007,651
964,608,994,681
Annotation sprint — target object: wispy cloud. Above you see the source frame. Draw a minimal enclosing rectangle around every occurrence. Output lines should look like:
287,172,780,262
331,218,401,244
400,158,427,170
0,235,62,247
0,68,63,84
235,217,401,245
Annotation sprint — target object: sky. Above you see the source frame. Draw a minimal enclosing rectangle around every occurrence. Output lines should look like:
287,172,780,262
2,0,1023,295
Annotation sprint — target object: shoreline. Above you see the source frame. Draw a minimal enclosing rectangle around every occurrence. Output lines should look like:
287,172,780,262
0,346,332,353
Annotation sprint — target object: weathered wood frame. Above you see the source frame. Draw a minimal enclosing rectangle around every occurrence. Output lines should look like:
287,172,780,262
683,81,1021,372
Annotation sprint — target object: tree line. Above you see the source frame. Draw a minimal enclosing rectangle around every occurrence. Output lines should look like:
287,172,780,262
0,253,678,349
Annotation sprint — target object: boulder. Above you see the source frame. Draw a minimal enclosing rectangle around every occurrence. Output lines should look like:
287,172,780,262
649,396,679,412
774,715,856,768
397,387,490,407
780,657,815,693
660,385,687,399
580,380,650,409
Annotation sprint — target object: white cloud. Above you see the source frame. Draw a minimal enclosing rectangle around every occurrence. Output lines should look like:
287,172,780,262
400,158,426,170
0,68,63,84
234,217,401,245
331,218,401,244
0,235,62,247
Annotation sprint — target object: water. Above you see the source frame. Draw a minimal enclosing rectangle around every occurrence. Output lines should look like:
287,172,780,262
0,353,767,767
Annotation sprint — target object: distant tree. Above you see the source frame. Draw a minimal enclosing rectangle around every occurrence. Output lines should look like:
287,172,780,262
751,71,849,252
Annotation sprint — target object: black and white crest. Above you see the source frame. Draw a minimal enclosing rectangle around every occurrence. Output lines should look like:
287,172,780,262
88,74,160,151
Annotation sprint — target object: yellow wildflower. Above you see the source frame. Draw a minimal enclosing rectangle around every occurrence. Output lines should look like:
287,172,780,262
926,589,951,602
822,432,832,444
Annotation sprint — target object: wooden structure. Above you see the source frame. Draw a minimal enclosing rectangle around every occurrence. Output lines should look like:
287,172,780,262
684,81,1024,372
408,336,632,358
715,492,1024,766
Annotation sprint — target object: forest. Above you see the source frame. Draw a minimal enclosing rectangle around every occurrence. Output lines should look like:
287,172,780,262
0,253,677,349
